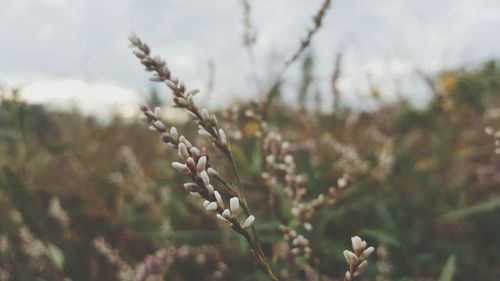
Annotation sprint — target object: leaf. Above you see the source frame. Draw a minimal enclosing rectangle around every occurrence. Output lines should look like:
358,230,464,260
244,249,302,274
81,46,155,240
437,198,500,222
361,229,401,247
438,255,456,281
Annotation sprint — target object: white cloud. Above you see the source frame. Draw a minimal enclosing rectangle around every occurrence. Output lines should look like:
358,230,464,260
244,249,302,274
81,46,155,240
1,0,499,113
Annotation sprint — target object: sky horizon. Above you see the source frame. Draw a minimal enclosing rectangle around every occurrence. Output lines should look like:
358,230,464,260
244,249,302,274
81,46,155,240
1,0,499,117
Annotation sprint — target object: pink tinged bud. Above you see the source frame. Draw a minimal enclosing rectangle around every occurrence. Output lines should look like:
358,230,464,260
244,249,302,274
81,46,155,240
345,271,352,280
222,209,231,219
178,143,189,160
202,200,210,208
196,156,207,174
214,191,222,205
153,120,166,131
179,136,192,148
343,250,358,266
206,184,215,195
170,127,178,139
242,215,255,230
229,197,239,213
361,247,374,259
206,202,218,211
183,183,198,192
154,107,161,118
218,129,227,145
207,167,219,177
172,162,189,173
186,157,196,169
200,171,210,186
201,108,210,121
198,129,212,138
351,236,364,252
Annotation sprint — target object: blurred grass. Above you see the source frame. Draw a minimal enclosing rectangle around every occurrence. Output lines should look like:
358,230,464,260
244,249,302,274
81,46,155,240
0,60,500,280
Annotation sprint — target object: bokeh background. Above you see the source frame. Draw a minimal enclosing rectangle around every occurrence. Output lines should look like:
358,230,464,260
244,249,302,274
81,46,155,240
1,0,500,280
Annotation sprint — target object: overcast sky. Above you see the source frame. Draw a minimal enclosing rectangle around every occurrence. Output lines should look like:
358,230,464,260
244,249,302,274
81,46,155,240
1,0,499,115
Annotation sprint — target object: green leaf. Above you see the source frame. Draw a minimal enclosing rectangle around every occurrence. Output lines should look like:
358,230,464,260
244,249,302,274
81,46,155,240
361,229,401,247
438,255,456,281
437,198,500,222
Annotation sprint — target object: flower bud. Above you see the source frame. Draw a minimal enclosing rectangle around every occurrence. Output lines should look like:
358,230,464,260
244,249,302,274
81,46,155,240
242,215,255,229
229,197,239,213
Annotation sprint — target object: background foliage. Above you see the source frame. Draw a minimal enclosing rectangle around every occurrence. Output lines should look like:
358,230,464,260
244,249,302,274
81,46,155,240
1,60,500,280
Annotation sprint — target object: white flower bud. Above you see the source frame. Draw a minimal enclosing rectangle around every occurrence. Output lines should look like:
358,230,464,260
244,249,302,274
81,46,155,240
190,192,201,197
207,167,219,177
351,236,364,252
190,147,201,156
361,246,374,259
153,120,166,131
206,184,214,195
338,177,347,188
198,129,212,138
178,143,189,160
187,110,199,120
196,156,207,174
206,202,218,211
154,107,161,118
216,214,228,222
242,215,255,229
222,209,231,219
179,136,192,148
343,250,358,266
358,260,368,271
165,80,177,91
201,108,210,121
170,127,178,139
303,223,313,232
218,129,227,145
200,171,210,186
214,191,223,205
202,200,210,208
345,271,351,280
229,197,239,213
187,89,200,96
172,162,189,173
